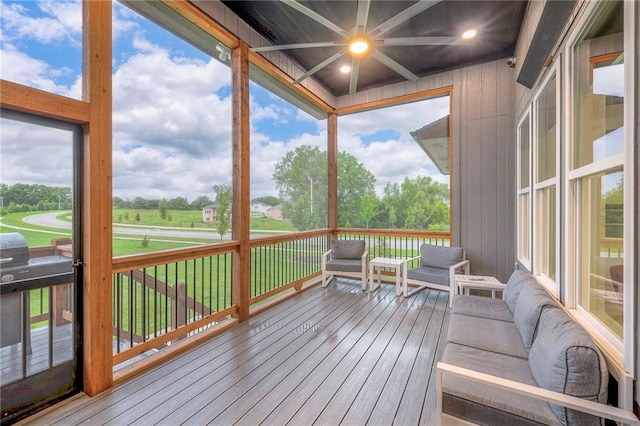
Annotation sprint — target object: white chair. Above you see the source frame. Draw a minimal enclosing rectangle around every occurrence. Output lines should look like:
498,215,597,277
321,240,368,290
405,244,469,305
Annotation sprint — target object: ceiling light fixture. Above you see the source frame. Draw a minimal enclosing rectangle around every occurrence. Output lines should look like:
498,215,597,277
348,36,370,56
340,65,351,73
461,28,477,40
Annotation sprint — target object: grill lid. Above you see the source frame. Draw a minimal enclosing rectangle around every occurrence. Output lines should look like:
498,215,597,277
0,233,29,268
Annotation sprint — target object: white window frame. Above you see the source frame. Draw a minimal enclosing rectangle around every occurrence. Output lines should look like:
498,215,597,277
562,0,636,382
532,60,561,295
516,108,532,270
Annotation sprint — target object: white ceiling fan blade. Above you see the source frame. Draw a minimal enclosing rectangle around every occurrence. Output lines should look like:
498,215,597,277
355,0,372,33
371,50,419,81
349,57,361,94
281,0,350,38
294,50,346,84
368,0,440,38
253,41,347,52
378,36,463,46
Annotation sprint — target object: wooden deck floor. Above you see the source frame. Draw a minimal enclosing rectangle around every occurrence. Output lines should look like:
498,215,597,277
22,279,451,425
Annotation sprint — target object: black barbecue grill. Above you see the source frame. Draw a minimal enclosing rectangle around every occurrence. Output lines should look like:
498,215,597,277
0,233,73,349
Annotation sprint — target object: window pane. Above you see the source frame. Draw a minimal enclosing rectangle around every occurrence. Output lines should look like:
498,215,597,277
249,66,328,233
517,192,529,261
111,3,232,255
536,74,556,182
578,170,624,338
337,96,451,231
536,186,556,281
519,116,530,189
572,2,624,169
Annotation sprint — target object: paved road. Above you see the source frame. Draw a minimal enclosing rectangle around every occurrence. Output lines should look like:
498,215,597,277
17,212,292,241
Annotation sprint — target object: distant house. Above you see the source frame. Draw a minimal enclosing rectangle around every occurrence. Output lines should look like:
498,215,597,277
250,202,271,215
202,204,218,223
265,204,285,221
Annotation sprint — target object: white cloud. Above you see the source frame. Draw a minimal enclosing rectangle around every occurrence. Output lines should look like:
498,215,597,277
1,0,81,45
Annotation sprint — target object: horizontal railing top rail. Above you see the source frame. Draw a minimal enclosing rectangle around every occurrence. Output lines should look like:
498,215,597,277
337,228,451,240
249,228,332,248
112,241,239,273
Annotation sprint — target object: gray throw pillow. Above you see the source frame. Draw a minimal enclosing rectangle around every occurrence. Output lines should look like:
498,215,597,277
504,269,534,313
513,283,558,350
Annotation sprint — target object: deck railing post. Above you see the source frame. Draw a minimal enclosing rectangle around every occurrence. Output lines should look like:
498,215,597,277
232,41,251,321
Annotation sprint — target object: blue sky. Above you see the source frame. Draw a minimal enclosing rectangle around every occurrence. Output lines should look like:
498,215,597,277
1,0,449,201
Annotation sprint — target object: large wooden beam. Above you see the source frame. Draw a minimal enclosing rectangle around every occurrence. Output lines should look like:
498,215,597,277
82,0,113,396
232,41,251,321
327,113,338,233
0,81,89,124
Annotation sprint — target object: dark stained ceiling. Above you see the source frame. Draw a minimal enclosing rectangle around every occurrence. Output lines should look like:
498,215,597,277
221,0,528,96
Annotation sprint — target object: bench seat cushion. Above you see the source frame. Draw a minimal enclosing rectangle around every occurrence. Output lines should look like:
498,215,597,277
406,265,449,286
325,258,362,273
442,343,561,426
447,313,528,359
451,295,514,322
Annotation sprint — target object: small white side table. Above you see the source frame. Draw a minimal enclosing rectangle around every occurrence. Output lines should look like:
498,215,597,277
455,275,505,299
369,257,407,296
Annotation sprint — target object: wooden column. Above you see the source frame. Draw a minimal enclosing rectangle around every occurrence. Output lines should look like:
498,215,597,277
327,113,338,233
232,41,251,321
82,0,113,395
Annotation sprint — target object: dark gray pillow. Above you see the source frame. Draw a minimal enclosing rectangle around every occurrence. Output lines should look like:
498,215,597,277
529,308,608,426
331,240,365,260
513,283,559,350
420,244,463,268
504,269,535,313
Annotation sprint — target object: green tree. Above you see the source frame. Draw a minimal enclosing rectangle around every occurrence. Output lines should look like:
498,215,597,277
382,176,449,230
273,145,328,231
213,184,232,240
360,194,378,229
135,213,141,223
251,196,282,206
167,196,189,210
337,152,376,228
158,199,168,220
190,195,213,210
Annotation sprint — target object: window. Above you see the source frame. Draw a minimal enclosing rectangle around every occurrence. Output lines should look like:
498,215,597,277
533,68,559,292
249,65,328,233
569,0,626,341
517,111,531,268
111,2,232,255
337,95,451,231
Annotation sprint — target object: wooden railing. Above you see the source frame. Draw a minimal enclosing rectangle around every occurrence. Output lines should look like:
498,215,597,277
249,230,330,311
111,243,237,366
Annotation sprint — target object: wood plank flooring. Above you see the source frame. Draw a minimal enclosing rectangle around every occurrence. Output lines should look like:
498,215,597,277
22,279,451,425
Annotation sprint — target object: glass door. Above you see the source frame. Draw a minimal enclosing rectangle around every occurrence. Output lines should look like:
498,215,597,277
0,109,82,423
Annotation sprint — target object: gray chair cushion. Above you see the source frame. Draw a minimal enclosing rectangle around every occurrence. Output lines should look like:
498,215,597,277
452,295,514,322
420,244,463,269
513,284,559,350
504,270,536,313
529,308,608,426
447,313,529,359
325,258,362,273
331,240,365,260
406,265,449,286
442,343,561,425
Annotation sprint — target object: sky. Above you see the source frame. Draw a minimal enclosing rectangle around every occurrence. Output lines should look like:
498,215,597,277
0,0,449,202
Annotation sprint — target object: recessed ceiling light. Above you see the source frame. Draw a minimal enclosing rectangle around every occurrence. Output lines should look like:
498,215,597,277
462,28,477,40
348,36,370,55
340,65,351,73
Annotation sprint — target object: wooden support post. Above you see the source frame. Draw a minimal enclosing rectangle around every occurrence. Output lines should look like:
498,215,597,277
82,0,113,396
232,41,251,321
327,113,338,236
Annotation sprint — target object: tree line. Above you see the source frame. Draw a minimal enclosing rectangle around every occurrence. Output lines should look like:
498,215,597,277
272,145,450,231
0,183,72,214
